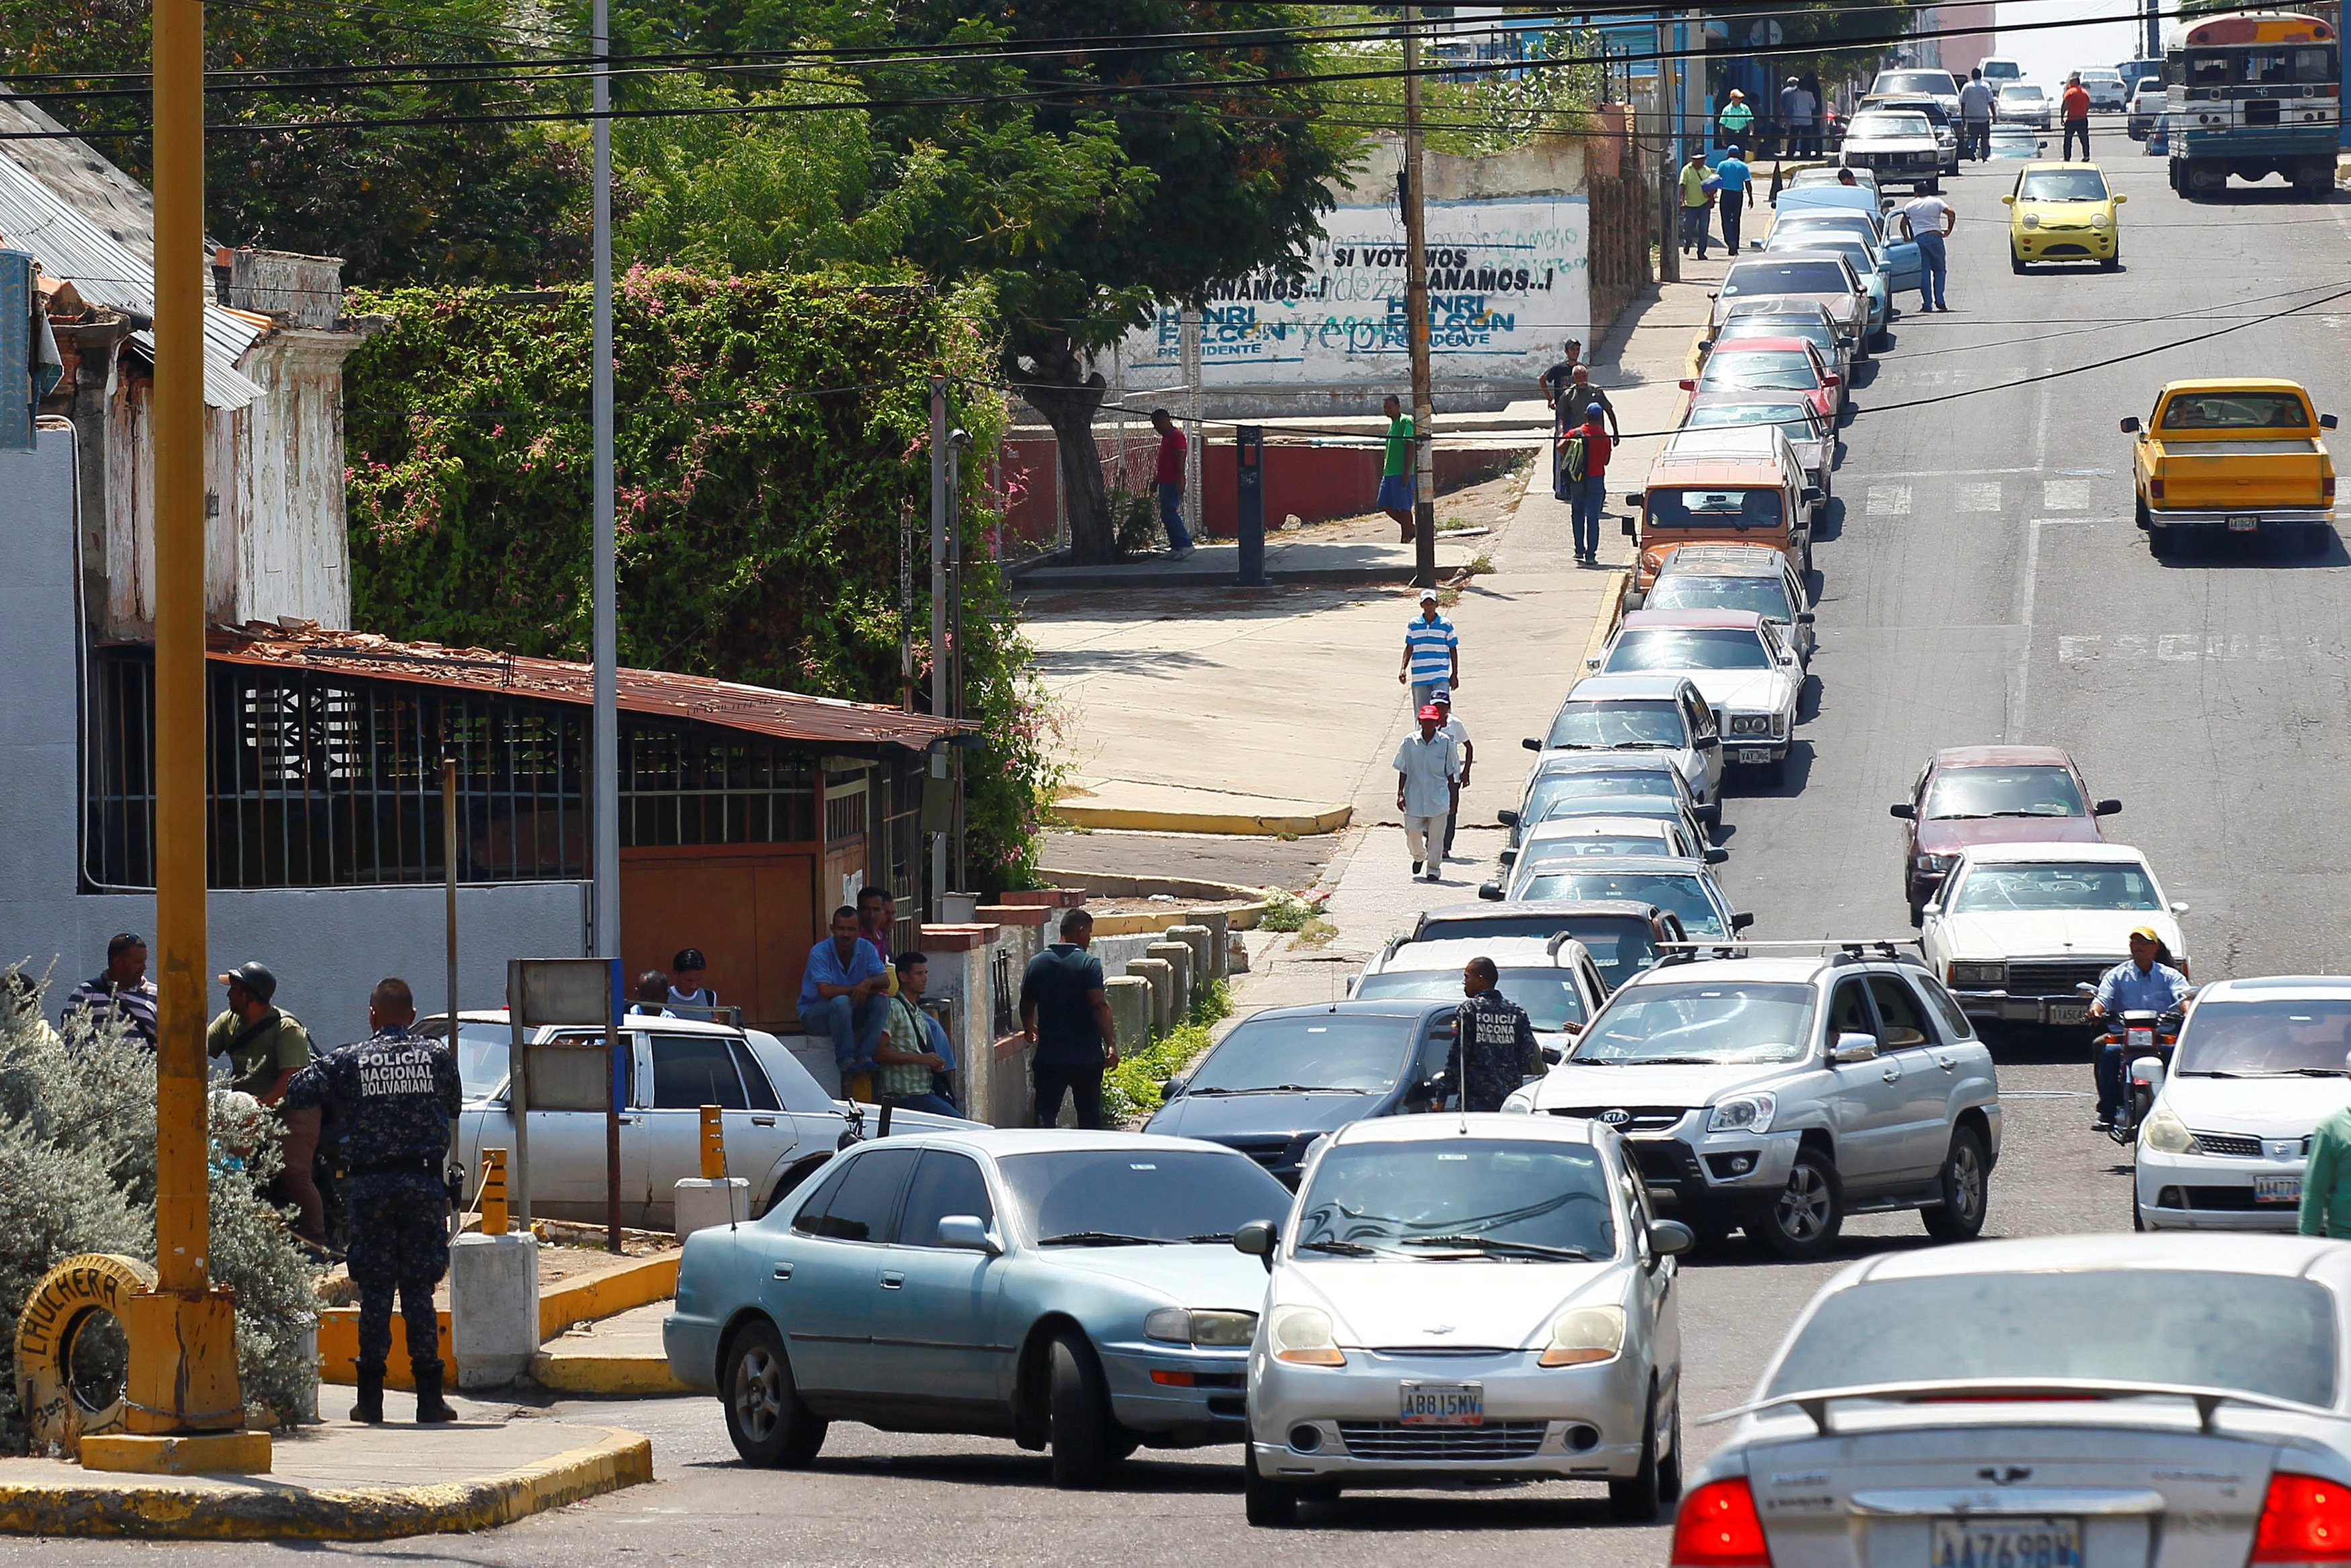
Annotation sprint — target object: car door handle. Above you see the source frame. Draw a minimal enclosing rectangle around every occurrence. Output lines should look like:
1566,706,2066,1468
750,1115,777,1126
879,1272,905,1289
1881,1068,1902,1083
616,1115,640,1125
1936,1056,1957,1071
772,1262,793,1281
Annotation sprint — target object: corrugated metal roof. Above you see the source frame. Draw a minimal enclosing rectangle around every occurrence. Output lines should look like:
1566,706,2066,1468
205,622,972,751
0,97,266,409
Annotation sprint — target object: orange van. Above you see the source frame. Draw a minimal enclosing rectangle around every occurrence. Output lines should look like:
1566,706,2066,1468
1621,425,1815,594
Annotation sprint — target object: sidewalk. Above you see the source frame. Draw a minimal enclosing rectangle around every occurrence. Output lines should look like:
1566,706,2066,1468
1017,532,1480,592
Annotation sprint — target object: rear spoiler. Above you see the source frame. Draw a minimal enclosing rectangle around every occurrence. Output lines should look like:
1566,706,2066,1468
1702,1377,2332,1436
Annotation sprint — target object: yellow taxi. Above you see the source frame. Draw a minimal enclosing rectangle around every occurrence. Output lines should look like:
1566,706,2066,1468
2002,161,2125,272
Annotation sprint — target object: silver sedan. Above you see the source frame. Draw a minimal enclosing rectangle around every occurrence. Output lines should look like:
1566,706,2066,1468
1238,1113,1690,1526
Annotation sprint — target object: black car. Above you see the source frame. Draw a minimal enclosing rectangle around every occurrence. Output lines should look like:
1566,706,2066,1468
1143,1000,1459,1187
1407,898,1689,993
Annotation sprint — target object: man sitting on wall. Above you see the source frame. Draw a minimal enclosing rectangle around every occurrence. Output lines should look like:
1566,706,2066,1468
876,952,961,1116
800,906,891,1091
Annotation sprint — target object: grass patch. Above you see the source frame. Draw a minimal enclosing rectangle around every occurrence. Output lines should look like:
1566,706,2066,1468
1105,978,1233,1123
1294,916,1339,948
1437,513,1477,534
1257,888,1317,931
1464,552,1496,575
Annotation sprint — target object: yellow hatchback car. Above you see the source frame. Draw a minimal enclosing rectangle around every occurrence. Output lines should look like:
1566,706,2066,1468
2003,162,2125,272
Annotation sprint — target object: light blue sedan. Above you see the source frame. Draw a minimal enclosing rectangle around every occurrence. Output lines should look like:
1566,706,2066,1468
664,1128,1292,1487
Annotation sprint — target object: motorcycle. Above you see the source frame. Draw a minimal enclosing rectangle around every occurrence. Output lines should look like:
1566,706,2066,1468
2083,987,2182,1146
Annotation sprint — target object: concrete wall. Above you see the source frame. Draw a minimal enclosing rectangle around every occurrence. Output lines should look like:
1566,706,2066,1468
0,426,589,1038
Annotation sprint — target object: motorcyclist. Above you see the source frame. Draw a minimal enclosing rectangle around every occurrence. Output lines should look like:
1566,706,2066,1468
2088,926,2192,1130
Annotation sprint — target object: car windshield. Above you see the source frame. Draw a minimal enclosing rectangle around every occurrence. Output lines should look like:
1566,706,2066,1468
1876,72,1953,95
1684,400,1820,441
1699,350,1822,392
1292,1139,1617,1261
2159,391,2311,430
425,1020,515,1101
1947,863,2162,913
1521,832,1674,864
1517,872,1724,937
1648,487,1785,530
1423,915,1662,990
1533,772,1681,809
2019,170,2109,201
1772,238,1875,277
1718,320,1836,356
996,1148,1292,1246
1769,217,1876,248
1546,700,1685,749
1990,129,2037,146
1923,764,2088,819
1852,113,1932,138
1767,1271,2337,1407
1605,627,1773,673
1723,261,1853,298
1789,168,1871,188
2176,998,2351,1077
1356,967,1591,1031
1984,61,2020,81
2001,85,2045,103
1574,980,1816,1066
1184,1013,1420,1095
1648,574,1795,620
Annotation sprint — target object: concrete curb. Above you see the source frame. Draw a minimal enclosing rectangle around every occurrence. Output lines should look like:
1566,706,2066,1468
529,1351,692,1397
1583,570,1631,669
320,1252,681,1388
1053,801,1352,837
0,1426,652,1541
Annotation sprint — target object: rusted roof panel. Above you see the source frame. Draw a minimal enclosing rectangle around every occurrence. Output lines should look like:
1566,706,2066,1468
204,622,969,751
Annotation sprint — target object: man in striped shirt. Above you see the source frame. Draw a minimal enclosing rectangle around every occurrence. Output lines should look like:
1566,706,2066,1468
60,931,159,1050
1397,589,1460,712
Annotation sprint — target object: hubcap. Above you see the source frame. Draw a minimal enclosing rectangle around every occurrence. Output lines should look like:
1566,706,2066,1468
734,1346,784,1443
1951,1143,1984,1221
1777,1164,1831,1240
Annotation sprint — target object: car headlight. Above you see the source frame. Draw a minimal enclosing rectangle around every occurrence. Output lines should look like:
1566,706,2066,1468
1144,1307,1258,1347
1914,852,1954,874
2021,213,2041,229
2090,213,2111,230
1707,1092,1776,1135
2143,1109,2195,1156
1947,960,2006,987
1267,1304,1345,1367
1726,713,1773,737
1539,1305,1626,1369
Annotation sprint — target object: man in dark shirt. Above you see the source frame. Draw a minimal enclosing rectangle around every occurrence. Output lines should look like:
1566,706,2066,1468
1537,338,1584,422
1446,957,1542,1113
1019,907,1120,1129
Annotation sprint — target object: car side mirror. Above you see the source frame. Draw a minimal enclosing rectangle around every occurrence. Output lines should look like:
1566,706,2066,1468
1160,1076,1187,1101
1648,1219,1696,1259
2000,195,2015,206
1495,806,1520,829
936,1215,1002,1256
1499,848,1517,868
2171,901,2190,915
1889,801,1915,819
1796,611,1816,624
2324,414,2340,430
1540,1045,1564,1067
1730,911,1756,933
2113,193,2128,205
1802,486,1824,505
1622,518,1639,538
1585,655,1602,670
1679,378,1696,391
1233,1219,1280,1273
1705,847,1730,866
2094,797,2122,816
1830,1031,1879,1064
2119,416,2141,434
1695,734,1720,749
1623,493,1643,508
1696,802,1722,825
1478,882,1505,902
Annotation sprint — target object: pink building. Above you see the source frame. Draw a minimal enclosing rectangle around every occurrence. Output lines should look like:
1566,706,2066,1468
1937,3,2000,78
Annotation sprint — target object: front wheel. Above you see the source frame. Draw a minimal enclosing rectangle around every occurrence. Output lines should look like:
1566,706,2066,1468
1921,1124,1989,1241
1243,1440,1299,1528
2010,247,2027,275
1607,1393,1665,1523
2100,248,2121,271
1048,1330,1119,1489
1752,1149,1843,1260
723,1320,828,1467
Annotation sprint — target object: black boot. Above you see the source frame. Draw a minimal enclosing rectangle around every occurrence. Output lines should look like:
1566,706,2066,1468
414,1366,457,1424
351,1366,385,1425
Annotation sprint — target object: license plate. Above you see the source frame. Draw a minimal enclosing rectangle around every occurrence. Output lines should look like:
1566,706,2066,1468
1929,1517,2082,1568
1399,1382,1483,1426
2047,1003,2089,1026
1738,748,1773,765
2258,1175,2303,1205
2229,515,2260,531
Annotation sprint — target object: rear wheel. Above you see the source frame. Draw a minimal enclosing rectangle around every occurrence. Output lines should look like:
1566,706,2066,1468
1921,1125,1989,1242
1753,1149,1843,1260
2148,525,2174,559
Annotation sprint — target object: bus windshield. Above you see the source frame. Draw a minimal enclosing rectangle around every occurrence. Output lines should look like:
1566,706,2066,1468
2183,45,2338,87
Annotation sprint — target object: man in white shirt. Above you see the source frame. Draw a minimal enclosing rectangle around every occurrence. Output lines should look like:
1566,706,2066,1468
1957,67,1996,160
1392,704,1460,882
1897,191,1955,312
1431,690,1474,861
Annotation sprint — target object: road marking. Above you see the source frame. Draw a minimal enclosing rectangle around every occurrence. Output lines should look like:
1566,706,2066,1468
1954,481,2003,512
2041,479,2091,511
1858,465,2047,479
2059,633,2311,663
1867,483,1913,516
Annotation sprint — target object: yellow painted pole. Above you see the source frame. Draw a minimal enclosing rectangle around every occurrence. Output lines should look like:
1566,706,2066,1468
699,1104,725,1181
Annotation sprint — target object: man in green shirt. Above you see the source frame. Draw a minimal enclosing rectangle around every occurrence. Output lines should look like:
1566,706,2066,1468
2301,1095,2351,1238
208,961,312,1103
1679,149,1713,259
1378,392,1416,542
1718,89,1755,150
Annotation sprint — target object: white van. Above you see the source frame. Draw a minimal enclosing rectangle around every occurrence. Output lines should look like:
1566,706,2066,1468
1978,57,2023,86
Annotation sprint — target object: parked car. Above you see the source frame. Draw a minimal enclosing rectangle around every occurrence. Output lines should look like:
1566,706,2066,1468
1585,610,1803,783
1867,95,1961,175
1146,1000,1462,1187
1677,400,1834,518
1683,336,1843,426
1638,543,1816,666
663,1129,1290,1482
1888,745,2120,921
1509,949,2000,1258
1707,295,1856,408
1920,842,2190,1027
1763,205,1922,301
1502,751,1717,854
1761,228,1892,341
431,1009,971,1228
1675,1235,2351,1568
1781,164,1877,196
2127,76,2166,138
1996,82,2053,129
1350,935,1608,1061
1240,1115,1691,1526
1507,794,1722,885
1710,254,1869,361
2077,66,2128,111
1838,108,1943,191
1625,421,1816,586
1484,855,1746,944
1507,817,1726,898
1408,900,1691,993
1525,673,1724,807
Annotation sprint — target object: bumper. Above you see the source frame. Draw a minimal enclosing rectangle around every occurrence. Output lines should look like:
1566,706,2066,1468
1624,1127,1800,1224
662,1311,723,1393
1100,1341,1252,1440
1949,989,2091,1026
2135,1147,2307,1232
1249,1346,1649,1483
2176,129,2338,160
2013,226,2117,261
2143,505,2331,536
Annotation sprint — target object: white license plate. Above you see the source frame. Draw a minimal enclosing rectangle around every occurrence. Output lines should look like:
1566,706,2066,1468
1399,1381,1483,1426
2047,1003,2089,1026
1929,1516,2082,1567
2229,515,2260,531
1738,748,1773,765
2258,1175,2303,1205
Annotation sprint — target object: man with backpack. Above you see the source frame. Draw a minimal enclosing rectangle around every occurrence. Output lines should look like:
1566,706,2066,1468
1560,402,1613,565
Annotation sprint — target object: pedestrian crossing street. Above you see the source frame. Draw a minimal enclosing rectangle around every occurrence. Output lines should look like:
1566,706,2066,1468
1861,473,2109,517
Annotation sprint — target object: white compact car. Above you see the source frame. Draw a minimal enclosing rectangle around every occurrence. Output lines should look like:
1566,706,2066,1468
1586,610,1803,784
1920,841,2189,1027
1240,1114,1690,1526
2135,975,2351,1231
1349,935,1609,1062
1673,1235,2351,1568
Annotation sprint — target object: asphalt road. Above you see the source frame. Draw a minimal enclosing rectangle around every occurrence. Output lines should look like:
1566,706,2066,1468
19,149,2345,1567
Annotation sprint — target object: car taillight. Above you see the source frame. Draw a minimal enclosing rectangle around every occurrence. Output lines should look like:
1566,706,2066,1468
2149,478,2166,500
2253,1473,2351,1562
1673,1477,1773,1567
2324,476,2336,504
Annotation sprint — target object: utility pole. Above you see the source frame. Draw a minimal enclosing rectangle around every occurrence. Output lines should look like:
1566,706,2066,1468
928,377,948,920
2145,1,2162,62
1403,3,1437,588
591,0,619,968
1657,12,1680,285
1180,308,1202,546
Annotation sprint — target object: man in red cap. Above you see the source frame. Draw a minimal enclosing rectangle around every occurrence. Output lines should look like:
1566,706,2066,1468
1393,704,1461,882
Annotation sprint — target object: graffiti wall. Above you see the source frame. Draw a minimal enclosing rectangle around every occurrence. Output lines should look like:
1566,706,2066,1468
1115,193,1592,403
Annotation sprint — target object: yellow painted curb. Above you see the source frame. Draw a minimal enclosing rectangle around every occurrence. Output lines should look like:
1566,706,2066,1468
1088,904,1270,937
529,1350,692,1397
1583,569,1630,671
0,1426,652,1540
1054,802,1353,837
321,1252,682,1387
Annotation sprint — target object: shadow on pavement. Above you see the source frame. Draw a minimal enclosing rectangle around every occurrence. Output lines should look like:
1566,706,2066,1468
1291,1491,1630,1532
706,1451,1246,1495
2151,525,2344,569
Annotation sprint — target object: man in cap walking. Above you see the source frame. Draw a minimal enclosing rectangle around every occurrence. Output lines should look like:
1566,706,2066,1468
1394,704,1460,882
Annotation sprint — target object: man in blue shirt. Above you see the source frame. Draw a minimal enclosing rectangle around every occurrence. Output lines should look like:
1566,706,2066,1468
1712,146,1755,256
2089,926,2193,1127
800,905,891,1081
1397,588,1460,712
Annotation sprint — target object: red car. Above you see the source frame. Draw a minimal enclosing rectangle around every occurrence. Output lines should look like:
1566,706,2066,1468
1889,745,2123,921
1678,336,1840,426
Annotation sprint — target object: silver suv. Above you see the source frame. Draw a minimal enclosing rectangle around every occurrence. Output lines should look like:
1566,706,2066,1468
1504,944,2000,1260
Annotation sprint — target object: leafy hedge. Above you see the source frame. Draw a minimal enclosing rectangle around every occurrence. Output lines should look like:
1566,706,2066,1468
343,271,1057,886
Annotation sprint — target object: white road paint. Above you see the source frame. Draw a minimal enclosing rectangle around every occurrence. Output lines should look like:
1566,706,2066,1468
2058,633,2317,662
2041,479,2091,511
1954,481,2004,512
1867,483,1914,516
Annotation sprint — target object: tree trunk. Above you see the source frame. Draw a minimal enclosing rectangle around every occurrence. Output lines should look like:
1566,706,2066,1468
1014,341,1114,565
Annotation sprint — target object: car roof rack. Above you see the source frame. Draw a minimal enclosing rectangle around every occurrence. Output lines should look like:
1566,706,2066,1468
1654,937,1928,969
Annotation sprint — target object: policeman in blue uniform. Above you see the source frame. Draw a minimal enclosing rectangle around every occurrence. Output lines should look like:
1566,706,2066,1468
285,976,461,1424
1444,956,1543,1112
